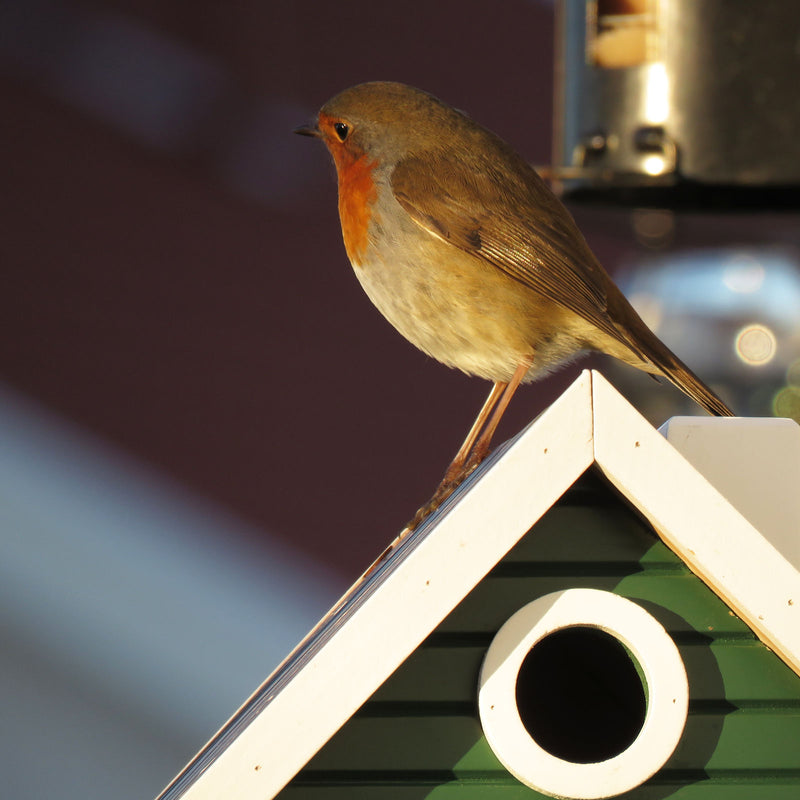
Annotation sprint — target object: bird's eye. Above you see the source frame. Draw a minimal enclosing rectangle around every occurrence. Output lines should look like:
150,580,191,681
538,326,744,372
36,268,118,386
333,122,349,141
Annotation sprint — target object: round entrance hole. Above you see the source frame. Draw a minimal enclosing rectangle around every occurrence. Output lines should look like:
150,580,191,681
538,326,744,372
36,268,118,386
515,626,647,763
478,590,689,798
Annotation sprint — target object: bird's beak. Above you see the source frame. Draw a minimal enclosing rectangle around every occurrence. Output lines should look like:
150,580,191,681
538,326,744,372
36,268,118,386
294,123,321,138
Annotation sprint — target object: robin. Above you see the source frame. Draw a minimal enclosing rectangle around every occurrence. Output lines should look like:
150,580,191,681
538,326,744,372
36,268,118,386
296,81,733,531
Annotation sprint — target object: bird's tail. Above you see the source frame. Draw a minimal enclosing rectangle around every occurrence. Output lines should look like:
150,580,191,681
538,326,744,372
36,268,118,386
646,337,734,417
609,290,734,417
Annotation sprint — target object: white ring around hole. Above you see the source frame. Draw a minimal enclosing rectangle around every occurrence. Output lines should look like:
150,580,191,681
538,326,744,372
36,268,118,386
478,588,688,800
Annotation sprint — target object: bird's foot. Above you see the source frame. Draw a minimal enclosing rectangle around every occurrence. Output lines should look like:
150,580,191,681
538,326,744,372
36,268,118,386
360,446,489,580
400,452,485,535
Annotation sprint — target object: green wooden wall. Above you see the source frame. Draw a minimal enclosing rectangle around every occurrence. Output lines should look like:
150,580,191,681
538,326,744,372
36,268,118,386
278,470,800,799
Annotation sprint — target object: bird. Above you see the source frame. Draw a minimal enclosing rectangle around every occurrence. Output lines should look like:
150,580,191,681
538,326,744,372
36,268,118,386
296,81,733,531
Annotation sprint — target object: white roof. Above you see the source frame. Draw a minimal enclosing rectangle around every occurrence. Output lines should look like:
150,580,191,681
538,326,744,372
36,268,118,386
158,370,800,800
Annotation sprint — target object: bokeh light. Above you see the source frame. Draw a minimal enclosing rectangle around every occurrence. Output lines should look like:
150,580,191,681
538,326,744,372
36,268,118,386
723,254,766,294
614,246,800,417
735,324,778,366
773,386,800,422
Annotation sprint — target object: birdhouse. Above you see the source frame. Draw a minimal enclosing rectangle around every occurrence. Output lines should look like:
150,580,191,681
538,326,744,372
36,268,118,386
158,371,800,800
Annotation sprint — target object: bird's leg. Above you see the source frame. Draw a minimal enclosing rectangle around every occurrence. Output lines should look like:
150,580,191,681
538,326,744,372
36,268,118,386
459,357,531,476
439,379,508,486
401,382,505,533
403,356,532,533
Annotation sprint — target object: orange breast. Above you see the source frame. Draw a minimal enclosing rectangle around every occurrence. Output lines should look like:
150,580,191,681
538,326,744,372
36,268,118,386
333,151,378,267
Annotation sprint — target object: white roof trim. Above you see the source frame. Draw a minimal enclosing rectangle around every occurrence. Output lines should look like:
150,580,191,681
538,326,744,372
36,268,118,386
592,375,800,673
158,370,800,800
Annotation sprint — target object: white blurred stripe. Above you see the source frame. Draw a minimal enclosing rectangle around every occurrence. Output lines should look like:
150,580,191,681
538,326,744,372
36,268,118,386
0,382,340,798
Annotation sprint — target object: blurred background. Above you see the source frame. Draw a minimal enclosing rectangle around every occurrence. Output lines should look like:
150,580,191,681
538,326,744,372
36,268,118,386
1,1,798,798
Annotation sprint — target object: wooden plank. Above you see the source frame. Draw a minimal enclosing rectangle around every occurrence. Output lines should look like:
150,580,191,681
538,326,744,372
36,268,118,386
696,642,800,704
371,646,485,703
440,574,752,636
302,716,489,773
279,782,800,799
372,640,800,706
298,712,800,773
280,782,800,799
668,710,800,772
502,502,665,564
279,783,542,799
614,573,752,636
625,786,800,800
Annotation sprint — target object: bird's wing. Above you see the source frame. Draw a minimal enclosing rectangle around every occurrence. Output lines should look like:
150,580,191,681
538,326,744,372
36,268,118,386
391,150,627,346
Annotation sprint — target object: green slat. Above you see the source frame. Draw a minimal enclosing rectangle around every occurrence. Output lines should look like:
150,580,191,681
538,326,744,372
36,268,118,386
698,642,800,704
441,575,638,633
280,782,544,799
372,641,800,705
433,784,800,800
669,710,800,772
280,784,800,800
301,712,800,773
615,573,752,636
637,783,800,799
441,574,751,635
502,504,665,564
371,647,484,704
303,716,490,773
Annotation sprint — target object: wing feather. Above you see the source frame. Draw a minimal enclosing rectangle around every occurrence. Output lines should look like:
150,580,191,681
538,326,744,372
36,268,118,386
390,149,630,349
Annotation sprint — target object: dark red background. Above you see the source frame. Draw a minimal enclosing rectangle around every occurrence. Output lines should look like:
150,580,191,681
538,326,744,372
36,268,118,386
0,0,663,577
